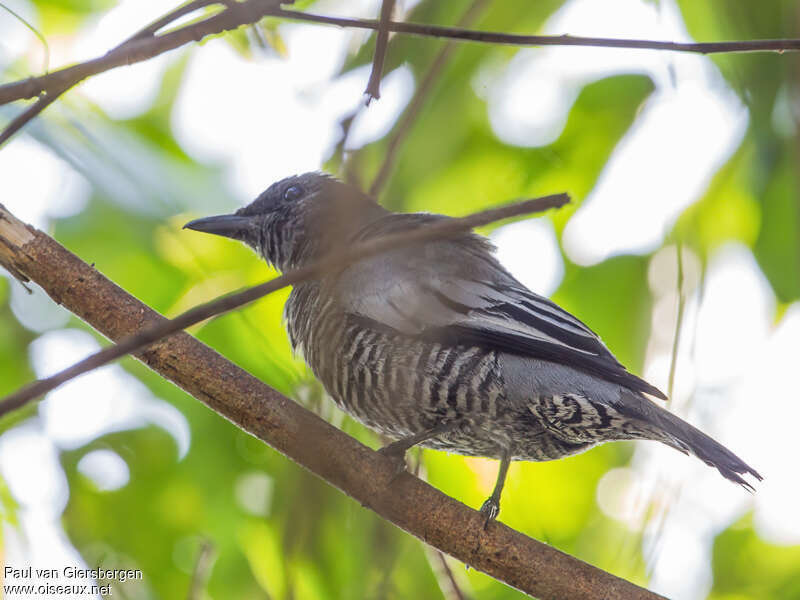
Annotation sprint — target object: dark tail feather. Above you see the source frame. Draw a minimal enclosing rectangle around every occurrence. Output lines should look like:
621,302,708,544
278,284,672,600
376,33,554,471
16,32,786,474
622,397,763,491
670,421,763,492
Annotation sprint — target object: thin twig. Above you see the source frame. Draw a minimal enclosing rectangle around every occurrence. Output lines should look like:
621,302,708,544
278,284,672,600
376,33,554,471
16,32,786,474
369,0,491,198
647,242,689,575
666,243,685,403
277,9,800,55
330,107,358,170
433,550,469,600
0,193,569,417
0,2,50,73
364,0,396,103
186,539,216,600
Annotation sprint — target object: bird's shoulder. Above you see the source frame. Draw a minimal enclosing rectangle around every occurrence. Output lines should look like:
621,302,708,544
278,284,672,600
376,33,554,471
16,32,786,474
334,211,503,327
350,212,496,265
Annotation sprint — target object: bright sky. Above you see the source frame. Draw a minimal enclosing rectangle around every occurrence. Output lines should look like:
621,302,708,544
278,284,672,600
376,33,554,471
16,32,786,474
0,0,794,598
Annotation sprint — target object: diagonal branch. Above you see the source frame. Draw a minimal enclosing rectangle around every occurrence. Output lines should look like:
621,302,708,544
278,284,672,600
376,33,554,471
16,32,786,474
0,0,284,145
0,202,666,600
0,193,569,417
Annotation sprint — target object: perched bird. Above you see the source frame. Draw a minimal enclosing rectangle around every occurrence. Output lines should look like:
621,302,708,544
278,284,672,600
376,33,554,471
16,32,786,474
185,172,761,522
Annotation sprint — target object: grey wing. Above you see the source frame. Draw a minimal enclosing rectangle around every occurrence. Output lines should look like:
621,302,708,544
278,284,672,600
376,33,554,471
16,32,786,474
335,216,666,400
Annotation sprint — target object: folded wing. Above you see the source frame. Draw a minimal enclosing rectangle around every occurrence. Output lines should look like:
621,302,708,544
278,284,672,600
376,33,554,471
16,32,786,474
336,214,666,400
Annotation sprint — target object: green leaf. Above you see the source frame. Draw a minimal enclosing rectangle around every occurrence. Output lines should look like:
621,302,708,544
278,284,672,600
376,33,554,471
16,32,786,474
754,141,800,302
554,255,653,374
674,138,761,256
710,516,800,599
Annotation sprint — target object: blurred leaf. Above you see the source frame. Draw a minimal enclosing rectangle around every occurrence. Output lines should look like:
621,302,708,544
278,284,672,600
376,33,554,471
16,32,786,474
54,199,189,310
62,421,266,599
0,473,20,528
676,0,793,131
258,24,288,57
674,138,762,256
223,27,255,60
710,517,800,600
753,141,800,302
379,73,653,228
238,520,287,598
554,255,653,374
37,0,118,35
0,285,36,400
343,0,566,76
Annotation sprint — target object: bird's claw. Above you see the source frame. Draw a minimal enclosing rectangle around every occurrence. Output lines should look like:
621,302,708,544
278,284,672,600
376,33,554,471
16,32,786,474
378,444,408,481
479,497,500,529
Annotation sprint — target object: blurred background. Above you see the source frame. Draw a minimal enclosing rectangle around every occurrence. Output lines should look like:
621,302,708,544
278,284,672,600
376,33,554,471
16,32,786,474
0,0,798,598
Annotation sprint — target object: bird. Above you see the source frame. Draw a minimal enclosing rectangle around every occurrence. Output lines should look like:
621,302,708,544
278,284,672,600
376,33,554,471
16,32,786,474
184,172,761,523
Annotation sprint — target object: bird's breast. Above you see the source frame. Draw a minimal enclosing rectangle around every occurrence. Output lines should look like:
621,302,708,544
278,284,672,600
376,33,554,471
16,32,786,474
287,285,510,444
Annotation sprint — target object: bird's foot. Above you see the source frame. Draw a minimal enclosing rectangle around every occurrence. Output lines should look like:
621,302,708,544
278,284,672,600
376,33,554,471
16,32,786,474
378,443,409,481
479,497,500,530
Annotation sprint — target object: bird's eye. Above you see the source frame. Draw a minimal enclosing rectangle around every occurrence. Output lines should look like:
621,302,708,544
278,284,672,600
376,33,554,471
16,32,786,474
283,185,304,202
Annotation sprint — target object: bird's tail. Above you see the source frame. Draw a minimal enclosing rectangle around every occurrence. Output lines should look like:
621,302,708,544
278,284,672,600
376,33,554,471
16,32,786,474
625,398,762,491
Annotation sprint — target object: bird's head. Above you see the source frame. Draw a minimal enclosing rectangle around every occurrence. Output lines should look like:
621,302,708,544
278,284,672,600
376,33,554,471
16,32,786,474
184,172,386,271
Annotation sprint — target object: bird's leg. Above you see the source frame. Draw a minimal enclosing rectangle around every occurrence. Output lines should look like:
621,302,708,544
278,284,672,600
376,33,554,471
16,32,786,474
378,420,462,476
479,451,511,528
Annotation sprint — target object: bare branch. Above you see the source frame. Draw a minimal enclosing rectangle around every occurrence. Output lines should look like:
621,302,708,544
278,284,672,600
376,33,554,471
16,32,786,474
667,243,686,403
0,0,285,144
364,0,396,103
0,201,666,600
0,83,65,146
369,0,491,198
277,9,800,55
0,2,50,73
0,193,569,417
2,1,799,143
186,539,216,600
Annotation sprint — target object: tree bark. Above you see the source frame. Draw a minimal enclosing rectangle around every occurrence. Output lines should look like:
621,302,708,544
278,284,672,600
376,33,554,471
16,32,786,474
0,204,666,600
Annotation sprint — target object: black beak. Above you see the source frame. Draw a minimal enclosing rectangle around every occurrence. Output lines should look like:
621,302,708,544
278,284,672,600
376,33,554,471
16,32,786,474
183,214,256,241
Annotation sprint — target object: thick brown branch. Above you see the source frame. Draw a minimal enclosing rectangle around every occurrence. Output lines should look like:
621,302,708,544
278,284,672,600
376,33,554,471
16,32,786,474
0,203,666,600
0,194,568,417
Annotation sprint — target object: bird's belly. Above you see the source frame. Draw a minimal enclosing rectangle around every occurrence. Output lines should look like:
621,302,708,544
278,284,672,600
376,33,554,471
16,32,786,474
313,325,501,438
309,322,596,461
420,417,596,461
